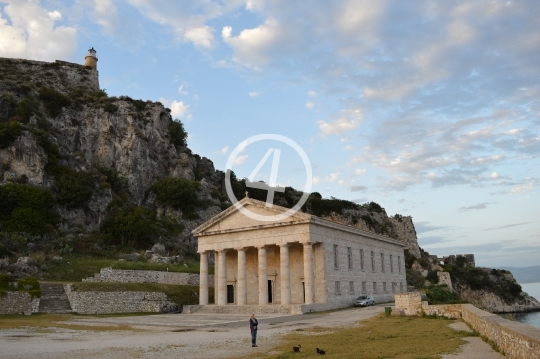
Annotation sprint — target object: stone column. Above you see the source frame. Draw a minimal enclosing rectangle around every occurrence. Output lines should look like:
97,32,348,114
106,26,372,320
280,244,291,305
217,250,227,306
258,246,268,305
237,248,247,305
303,242,315,304
199,251,209,305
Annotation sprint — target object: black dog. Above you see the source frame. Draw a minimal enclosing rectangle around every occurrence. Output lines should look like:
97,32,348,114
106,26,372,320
316,347,326,355
293,344,301,352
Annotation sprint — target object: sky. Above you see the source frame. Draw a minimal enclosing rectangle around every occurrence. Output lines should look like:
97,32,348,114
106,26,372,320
0,0,539,268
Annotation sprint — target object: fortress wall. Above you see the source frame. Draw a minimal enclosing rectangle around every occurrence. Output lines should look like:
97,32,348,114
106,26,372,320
461,304,540,359
394,293,540,359
0,292,40,315
83,267,214,287
63,284,179,314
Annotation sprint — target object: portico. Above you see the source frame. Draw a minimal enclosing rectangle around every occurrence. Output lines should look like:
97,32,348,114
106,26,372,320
192,198,407,314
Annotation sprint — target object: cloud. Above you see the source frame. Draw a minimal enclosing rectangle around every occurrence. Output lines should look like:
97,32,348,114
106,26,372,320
306,101,315,109
490,172,499,179
170,100,190,119
458,202,492,211
354,168,366,176
510,183,533,194
220,146,229,154
312,176,320,185
93,0,118,32
308,90,317,97
249,91,259,97
325,172,340,182
350,185,367,192
178,85,188,95
0,0,77,61
485,222,532,231
126,0,228,49
234,155,248,166
318,109,362,136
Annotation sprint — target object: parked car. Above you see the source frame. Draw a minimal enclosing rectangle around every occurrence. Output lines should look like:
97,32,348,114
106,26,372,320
354,295,375,307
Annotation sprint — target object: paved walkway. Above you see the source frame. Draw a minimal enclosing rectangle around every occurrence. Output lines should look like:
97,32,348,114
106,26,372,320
441,322,504,359
0,306,505,359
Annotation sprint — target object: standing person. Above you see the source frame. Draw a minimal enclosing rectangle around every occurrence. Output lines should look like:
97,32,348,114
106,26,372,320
249,313,258,347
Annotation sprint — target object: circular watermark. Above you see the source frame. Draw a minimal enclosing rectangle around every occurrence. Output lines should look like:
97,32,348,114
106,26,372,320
225,134,312,222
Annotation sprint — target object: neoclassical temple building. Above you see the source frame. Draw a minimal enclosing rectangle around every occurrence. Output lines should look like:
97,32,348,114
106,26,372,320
192,198,407,314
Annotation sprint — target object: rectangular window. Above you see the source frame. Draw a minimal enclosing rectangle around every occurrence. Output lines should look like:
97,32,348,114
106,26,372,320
362,282,366,293
400,282,403,292
335,281,341,295
333,245,339,270
371,251,375,272
360,249,364,270
390,254,394,273
392,282,396,293
347,247,352,270
373,282,377,293
349,281,354,294
383,282,387,293
398,256,402,274
381,253,385,272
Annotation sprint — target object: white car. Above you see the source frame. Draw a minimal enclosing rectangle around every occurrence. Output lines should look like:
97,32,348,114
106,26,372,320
354,295,375,307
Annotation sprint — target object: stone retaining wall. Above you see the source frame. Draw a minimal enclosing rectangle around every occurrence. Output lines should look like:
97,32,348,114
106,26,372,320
461,304,540,359
83,267,214,287
394,293,540,359
63,285,180,314
0,292,40,315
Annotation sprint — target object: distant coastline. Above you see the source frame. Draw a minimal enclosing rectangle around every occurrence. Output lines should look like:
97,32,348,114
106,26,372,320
500,266,540,284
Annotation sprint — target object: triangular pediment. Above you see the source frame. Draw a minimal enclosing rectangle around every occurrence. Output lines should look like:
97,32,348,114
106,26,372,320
192,198,311,236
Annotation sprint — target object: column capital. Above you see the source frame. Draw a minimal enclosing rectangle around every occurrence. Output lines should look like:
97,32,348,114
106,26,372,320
279,243,290,248
256,245,267,249
234,247,246,252
302,242,313,247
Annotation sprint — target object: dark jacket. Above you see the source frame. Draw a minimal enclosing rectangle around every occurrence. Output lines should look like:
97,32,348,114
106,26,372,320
250,318,258,331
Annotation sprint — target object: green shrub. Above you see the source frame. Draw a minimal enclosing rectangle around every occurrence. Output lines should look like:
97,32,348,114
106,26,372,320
102,102,118,113
425,285,461,304
101,206,158,248
54,167,94,208
97,166,128,193
407,269,425,289
169,120,187,147
151,177,199,214
16,97,37,122
0,184,59,234
38,87,71,117
426,270,440,284
0,121,22,149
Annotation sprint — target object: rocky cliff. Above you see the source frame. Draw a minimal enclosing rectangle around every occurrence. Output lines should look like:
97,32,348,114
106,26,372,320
0,57,425,258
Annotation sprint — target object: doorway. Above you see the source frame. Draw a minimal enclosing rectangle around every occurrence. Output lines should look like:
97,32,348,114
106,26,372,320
268,280,273,303
302,282,305,303
227,285,234,304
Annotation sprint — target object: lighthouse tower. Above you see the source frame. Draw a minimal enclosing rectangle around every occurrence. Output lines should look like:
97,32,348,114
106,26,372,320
84,47,98,69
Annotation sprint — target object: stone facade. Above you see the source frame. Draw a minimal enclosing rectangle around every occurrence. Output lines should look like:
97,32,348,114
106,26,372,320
193,198,407,312
0,292,40,315
393,293,540,359
83,267,214,286
63,285,180,314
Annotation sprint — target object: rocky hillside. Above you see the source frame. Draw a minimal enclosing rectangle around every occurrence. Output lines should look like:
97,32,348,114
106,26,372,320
0,57,425,261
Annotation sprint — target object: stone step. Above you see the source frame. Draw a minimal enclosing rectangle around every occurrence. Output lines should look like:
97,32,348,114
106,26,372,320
38,283,72,313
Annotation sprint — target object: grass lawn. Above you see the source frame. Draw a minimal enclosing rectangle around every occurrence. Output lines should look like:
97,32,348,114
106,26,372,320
71,282,214,305
233,314,474,359
38,256,213,282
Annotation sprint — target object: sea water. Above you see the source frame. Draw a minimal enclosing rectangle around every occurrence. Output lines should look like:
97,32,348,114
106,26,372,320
502,282,540,330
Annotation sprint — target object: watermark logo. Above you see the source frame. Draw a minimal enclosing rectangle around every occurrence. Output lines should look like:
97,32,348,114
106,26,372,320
224,134,312,222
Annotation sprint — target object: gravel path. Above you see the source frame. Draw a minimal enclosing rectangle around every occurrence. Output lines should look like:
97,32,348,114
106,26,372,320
0,306,505,358
441,321,504,359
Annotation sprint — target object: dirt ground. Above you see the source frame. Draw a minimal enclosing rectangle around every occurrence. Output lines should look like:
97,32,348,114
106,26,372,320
0,306,503,359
